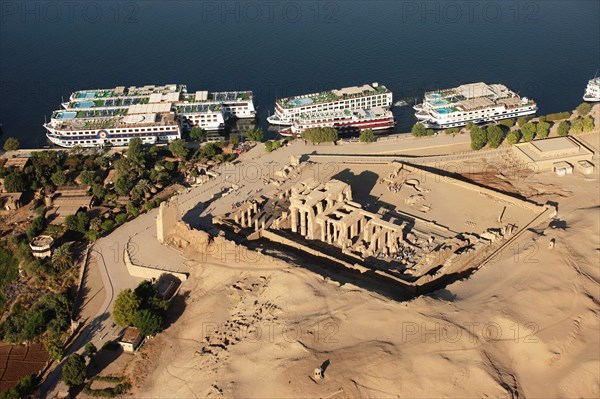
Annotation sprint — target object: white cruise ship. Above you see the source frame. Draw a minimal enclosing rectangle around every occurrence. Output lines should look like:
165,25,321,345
414,82,537,129
46,84,256,147
280,107,395,137
583,77,600,102
267,83,392,126
44,103,181,148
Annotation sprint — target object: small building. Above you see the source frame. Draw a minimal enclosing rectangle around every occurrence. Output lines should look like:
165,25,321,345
118,327,143,353
512,136,594,171
577,160,595,175
3,157,30,171
46,185,93,225
553,161,573,176
29,235,54,258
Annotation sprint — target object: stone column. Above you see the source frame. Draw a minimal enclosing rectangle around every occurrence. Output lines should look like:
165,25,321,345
291,207,298,233
300,210,307,236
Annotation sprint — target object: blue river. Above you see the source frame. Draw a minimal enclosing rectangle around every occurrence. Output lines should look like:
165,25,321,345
0,0,598,147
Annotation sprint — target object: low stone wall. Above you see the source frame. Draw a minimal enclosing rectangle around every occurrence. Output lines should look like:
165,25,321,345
123,239,188,281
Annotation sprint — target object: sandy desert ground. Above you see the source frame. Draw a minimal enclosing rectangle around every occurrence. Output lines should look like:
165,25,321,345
119,132,599,399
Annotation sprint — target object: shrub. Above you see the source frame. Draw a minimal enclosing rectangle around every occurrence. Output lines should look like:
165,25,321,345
546,112,571,121
359,129,376,142
411,123,427,137
3,137,20,151
576,102,592,116
444,127,460,135
264,141,273,153
115,213,128,225
516,117,528,127
101,219,115,232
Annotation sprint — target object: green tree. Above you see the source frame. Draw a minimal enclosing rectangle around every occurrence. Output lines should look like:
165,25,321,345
229,134,240,146
132,309,163,337
3,170,28,192
44,333,64,361
62,353,86,387
536,121,551,139
264,141,273,153
272,140,281,150
301,127,338,144
243,128,263,142
571,119,584,134
78,170,97,185
576,102,592,116
84,342,97,357
359,129,376,142
582,115,595,132
411,123,427,137
126,138,145,163
50,170,67,186
498,119,515,128
112,289,141,326
168,139,189,159
506,130,521,145
516,117,527,127
101,219,115,232
521,122,537,142
114,175,135,197
51,244,73,271
3,137,20,151
486,125,504,148
470,126,487,150
27,216,46,240
189,127,207,142
557,121,570,136
115,213,128,225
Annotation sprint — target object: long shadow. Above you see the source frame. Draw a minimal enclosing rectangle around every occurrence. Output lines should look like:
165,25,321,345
163,290,190,329
86,345,124,379
331,169,379,203
39,312,112,398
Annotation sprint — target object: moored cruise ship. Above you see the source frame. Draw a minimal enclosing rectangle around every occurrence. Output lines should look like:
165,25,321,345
414,82,537,129
44,103,181,148
268,83,392,126
279,107,395,137
46,84,257,147
583,77,600,102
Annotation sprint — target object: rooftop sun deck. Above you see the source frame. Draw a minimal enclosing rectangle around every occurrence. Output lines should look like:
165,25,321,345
279,83,389,109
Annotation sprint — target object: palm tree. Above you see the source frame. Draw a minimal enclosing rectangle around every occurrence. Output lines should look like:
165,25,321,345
133,179,152,199
52,244,73,271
